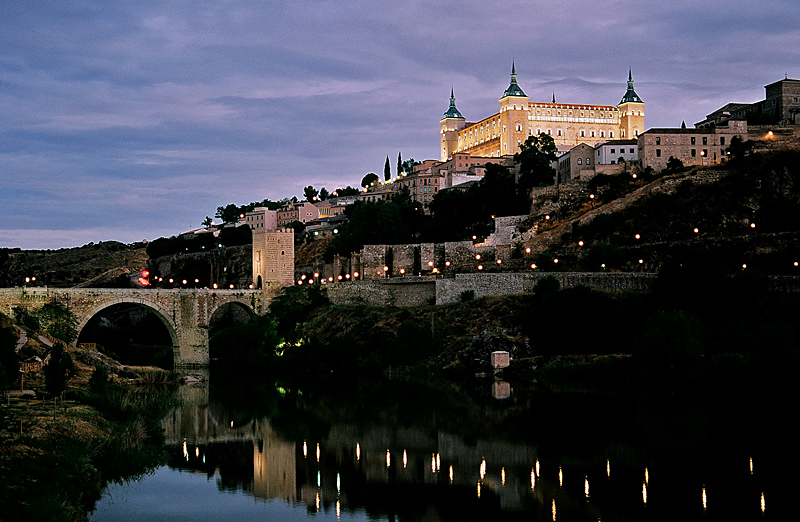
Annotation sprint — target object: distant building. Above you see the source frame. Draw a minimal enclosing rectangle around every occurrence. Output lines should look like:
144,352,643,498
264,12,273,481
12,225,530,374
245,207,277,231
594,139,639,166
696,77,800,127
440,65,645,161
637,120,747,172
251,228,294,290
277,201,319,228
557,143,595,183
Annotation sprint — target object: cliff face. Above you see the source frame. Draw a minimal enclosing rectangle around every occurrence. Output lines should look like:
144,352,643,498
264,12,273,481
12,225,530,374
147,245,252,288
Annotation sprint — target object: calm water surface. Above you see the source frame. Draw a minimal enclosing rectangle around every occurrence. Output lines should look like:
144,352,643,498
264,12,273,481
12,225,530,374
91,377,792,521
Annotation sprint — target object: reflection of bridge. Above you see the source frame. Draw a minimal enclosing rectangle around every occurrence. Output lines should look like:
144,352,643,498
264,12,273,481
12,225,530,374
0,287,268,367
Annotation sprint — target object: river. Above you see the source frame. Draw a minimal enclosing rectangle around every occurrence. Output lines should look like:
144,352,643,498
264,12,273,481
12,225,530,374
90,373,792,521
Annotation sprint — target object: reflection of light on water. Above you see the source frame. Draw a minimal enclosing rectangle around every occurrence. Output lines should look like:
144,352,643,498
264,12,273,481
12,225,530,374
356,443,360,461
559,466,563,487
501,467,506,486
336,499,341,520
536,459,540,477
702,485,707,511
761,492,765,513
477,482,481,499
449,465,454,483
480,459,486,480
642,481,647,506
315,492,320,512
750,457,754,474
584,476,589,498
182,441,187,459
316,443,320,462
337,473,340,494
551,499,556,521
195,446,199,458
436,453,441,471
431,454,436,474
386,450,391,468
531,469,536,491
303,441,307,458
606,459,610,478
403,450,407,468
645,467,649,485
317,471,321,488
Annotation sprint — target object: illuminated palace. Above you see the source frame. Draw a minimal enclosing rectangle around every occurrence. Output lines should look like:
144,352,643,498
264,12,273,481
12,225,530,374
440,64,645,161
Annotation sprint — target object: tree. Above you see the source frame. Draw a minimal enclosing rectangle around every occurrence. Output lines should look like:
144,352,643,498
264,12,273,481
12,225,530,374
401,158,421,175
303,185,319,202
666,156,684,172
384,156,391,182
0,326,20,390
215,203,241,224
361,173,379,188
37,303,78,344
397,152,402,179
202,216,214,228
333,186,360,197
319,187,330,200
44,343,75,398
515,133,558,188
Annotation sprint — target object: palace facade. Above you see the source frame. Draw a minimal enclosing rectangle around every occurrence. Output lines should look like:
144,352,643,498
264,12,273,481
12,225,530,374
440,65,645,161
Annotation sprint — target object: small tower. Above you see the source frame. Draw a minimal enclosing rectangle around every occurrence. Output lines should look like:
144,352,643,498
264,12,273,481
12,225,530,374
499,62,530,156
440,88,466,161
252,228,295,295
618,68,645,139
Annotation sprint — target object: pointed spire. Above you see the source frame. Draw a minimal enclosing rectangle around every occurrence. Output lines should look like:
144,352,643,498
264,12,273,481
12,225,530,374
502,62,526,98
552,91,556,104
620,68,643,104
443,87,464,119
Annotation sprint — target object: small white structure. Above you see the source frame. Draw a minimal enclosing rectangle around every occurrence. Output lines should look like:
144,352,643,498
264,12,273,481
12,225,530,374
491,351,510,369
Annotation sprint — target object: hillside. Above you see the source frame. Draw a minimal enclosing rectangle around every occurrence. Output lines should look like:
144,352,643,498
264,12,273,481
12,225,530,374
0,241,148,288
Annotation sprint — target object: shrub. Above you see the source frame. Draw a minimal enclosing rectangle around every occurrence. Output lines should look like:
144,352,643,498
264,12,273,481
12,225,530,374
459,290,475,302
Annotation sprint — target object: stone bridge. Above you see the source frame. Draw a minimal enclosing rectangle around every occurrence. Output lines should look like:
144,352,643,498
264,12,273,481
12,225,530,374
0,286,269,367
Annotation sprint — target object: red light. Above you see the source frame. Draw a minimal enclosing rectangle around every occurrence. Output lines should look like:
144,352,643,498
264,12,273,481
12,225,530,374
137,277,151,286
142,270,149,278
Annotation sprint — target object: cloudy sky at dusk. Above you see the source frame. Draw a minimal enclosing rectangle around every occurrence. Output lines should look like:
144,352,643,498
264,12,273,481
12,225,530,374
2,1,799,249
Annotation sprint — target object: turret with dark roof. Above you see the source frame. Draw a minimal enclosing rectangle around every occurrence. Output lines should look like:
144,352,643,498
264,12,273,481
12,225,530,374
620,68,643,104
442,88,464,119
502,62,527,98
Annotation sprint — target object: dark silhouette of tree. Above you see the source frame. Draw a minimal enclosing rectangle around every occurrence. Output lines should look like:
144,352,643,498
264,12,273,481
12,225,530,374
0,326,20,389
515,133,558,188
303,185,319,201
37,303,78,344
202,216,214,228
44,343,75,398
401,158,421,175
319,187,330,200
333,186,360,197
215,203,241,224
361,173,379,188
666,156,684,172
397,152,402,178
384,156,391,181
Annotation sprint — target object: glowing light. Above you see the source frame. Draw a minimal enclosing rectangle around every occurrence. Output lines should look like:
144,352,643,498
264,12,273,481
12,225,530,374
356,443,360,461
383,266,389,272
693,228,699,234
338,275,343,281
386,449,391,468
578,241,584,246
768,130,774,136
449,465,454,483
142,270,149,278
315,492,320,512
496,259,502,264
643,481,647,505
585,476,589,498
316,443,320,462
750,223,756,229
553,258,559,263
337,473,341,494
531,469,536,490
639,259,644,264
229,284,234,289
328,277,333,281
195,447,199,458
431,454,436,473
475,254,481,260
436,453,441,471
501,467,506,486
403,450,407,468
601,263,606,268
400,268,405,274
606,459,610,477
345,273,350,279
248,284,253,288
445,261,451,266
194,278,199,283
559,466,563,487
742,264,747,269
477,482,481,499
525,247,531,253
632,173,637,178
635,233,641,239
536,460,540,477
472,235,477,240
794,262,798,267
182,441,187,459
303,441,307,458
545,215,550,220
230,421,234,428
531,263,537,269
478,265,483,270
169,278,173,283
702,485,707,511
182,279,187,285
761,492,765,513
317,471,321,487
428,261,434,267
590,194,595,199
314,272,319,278
552,499,556,521
645,467,649,484
480,459,486,480
297,280,303,285
750,457,753,474
336,499,341,520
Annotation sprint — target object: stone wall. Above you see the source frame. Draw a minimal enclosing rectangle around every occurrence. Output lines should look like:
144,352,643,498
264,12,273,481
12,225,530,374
326,278,436,308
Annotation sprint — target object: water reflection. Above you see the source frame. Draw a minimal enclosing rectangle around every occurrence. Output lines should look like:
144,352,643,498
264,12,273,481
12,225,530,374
95,379,796,521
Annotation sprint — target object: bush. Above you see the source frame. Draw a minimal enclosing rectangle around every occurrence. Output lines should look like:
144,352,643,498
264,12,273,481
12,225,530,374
459,290,475,302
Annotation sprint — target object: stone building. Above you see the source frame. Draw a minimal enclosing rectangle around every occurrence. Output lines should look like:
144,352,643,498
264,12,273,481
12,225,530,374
637,120,747,172
251,228,294,290
557,143,595,183
696,77,800,127
440,65,645,161
245,207,277,231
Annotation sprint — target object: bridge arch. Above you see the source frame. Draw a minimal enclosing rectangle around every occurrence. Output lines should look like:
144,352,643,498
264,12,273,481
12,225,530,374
75,297,180,359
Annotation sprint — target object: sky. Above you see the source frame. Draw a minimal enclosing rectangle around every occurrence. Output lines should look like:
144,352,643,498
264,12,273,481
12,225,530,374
2,1,799,250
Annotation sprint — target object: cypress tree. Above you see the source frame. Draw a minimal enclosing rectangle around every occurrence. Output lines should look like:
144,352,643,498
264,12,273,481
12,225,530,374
384,156,391,182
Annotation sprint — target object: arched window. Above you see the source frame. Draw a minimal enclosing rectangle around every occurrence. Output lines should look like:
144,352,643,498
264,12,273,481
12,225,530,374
577,158,582,165
557,129,562,136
